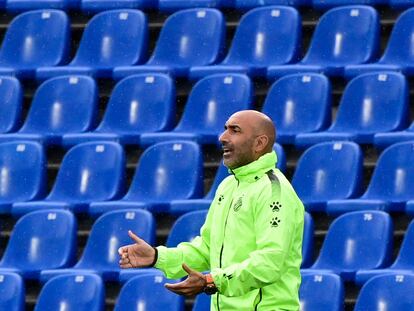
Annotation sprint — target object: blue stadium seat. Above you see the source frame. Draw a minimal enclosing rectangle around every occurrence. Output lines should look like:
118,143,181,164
34,274,104,311
0,77,22,134
159,0,229,11
303,211,393,281
113,8,225,79
234,0,309,9
299,272,344,311
41,209,155,282
89,141,203,215
374,122,414,149
345,8,414,78
12,142,125,216
262,73,331,145
267,6,379,79
166,210,208,247
0,76,98,146
189,6,301,79
291,142,363,213
37,10,148,80
62,74,175,147
0,142,46,214
354,274,414,311
295,72,409,147
192,293,211,311
390,0,414,8
114,274,184,311
0,272,25,311
302,212,314,268
140,74,253,146
81,0,156,12
356,219,414,285
6,0,77,11
169,143,285,215
0,210,77,279
327,142,414,215
312,0,386,10
0,10,70,79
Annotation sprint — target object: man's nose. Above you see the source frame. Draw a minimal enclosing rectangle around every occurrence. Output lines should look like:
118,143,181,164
219,131,227,144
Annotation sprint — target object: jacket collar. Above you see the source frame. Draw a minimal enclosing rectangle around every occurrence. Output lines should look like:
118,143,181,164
230,151,278,183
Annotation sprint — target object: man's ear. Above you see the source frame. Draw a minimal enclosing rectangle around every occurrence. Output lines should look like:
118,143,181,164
255,135,269,153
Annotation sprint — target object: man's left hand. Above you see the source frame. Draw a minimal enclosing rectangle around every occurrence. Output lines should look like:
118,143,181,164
165,263,206,296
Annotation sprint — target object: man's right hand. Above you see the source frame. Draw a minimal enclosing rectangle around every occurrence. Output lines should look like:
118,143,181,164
118,230,156,268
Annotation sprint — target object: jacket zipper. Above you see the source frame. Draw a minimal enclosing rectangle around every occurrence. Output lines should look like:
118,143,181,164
254,288,263,310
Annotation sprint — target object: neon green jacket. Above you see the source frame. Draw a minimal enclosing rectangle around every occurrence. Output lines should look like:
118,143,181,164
155,151,304,310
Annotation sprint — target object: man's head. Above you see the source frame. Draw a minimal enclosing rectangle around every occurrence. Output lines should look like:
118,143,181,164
219,110,276,170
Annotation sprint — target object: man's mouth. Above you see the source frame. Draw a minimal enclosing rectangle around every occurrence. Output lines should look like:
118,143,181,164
222,147,232,156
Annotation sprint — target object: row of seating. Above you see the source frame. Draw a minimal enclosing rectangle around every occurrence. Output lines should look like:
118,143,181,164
1,71,413,148
1,6,414,80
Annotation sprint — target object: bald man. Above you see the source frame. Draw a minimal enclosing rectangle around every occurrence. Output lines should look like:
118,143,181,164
118,110,304,311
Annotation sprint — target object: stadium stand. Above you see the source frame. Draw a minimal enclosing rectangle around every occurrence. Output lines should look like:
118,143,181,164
0,272,25,311
0,77,22,134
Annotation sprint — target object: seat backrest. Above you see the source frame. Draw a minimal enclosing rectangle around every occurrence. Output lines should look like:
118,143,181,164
166,210,208,247
273,143,286,173
311,211,393,273
393,219,414,268
0,272,24,311
0,141,46,203
364,142,414,201
149,8,225,66
71,9,148,67
331,72,408,133
192,293,211,311
34,274,104,311
176,74,253,134
292,142,363,201
20,76,98,135
0,76,22,133
224,6,301,65
77,209,155,269
114,274,184,311
0,10,70,66
302,212,314,268
48,142,125,202
98,74,175,133
380,8,414,63
354,274,414,311
302,6,379,65
262,73,331,136
204,163,230,200
299,273,344,311
0,210,77,271
125,141,203,201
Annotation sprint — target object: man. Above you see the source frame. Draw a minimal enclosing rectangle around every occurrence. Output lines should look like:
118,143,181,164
119,110,304,310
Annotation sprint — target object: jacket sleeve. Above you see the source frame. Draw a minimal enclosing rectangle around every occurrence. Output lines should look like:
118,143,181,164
210,177,303,297
154,208,213,279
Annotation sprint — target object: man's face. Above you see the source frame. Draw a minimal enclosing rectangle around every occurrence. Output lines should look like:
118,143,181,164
219,114,257,170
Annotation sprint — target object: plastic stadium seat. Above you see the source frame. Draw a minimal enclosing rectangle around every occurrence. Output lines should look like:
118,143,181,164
6,0,77,11
299,273,344,311
374,122,414,149
0,10,70,79
89,141,203,215
390,0,414,8
12,142,125,216
312,0,386,10
62,74,175,147
113,8,225,79
267,6,379,79
0,142,46,214
0,77,23,134
345,8,414,78
140,74,253,146
303,211,393,281
262,73,331,145
295,72,409,147
169,143,285,215
302,212,314,268
0,210,77,279
114,274,184,311
234,0,309,9
356,219,414,284
37,10,148,80
189,6,301,79
81,0,156,12
166,210,208,247
159,0,230,11
34,274,104,311
291,142,363,213
354,274,414,311
0,272,25,311
41,209,155,282
192,293,211,311
327,142,414,215
0,76,98,146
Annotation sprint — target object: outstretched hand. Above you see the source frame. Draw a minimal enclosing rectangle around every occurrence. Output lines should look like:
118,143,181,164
165,263,206,296
118,230,156,268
